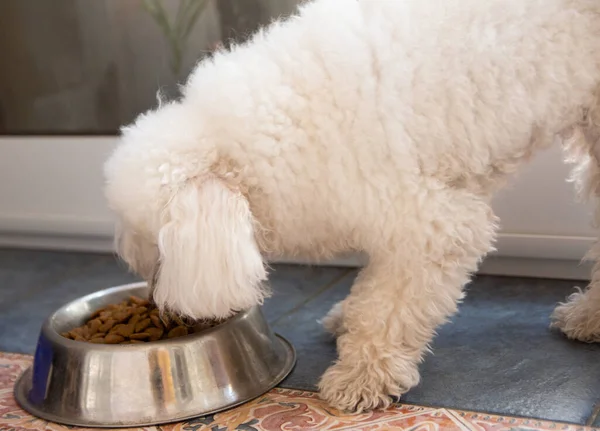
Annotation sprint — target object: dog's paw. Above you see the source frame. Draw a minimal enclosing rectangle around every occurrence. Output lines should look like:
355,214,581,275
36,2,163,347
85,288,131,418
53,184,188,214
551,289,600,343
319,301,346,337
318,359,418,413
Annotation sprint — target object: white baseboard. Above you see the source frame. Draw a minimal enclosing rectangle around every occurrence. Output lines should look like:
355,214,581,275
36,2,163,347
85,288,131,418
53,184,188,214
478,256,591,281
0,215,595,256
274,255,592,281
0,212,595,257
271,234,597,263
272,252,593,281
0,214,594,280
0,232,115,253
0,136,598,280
0,214,114,252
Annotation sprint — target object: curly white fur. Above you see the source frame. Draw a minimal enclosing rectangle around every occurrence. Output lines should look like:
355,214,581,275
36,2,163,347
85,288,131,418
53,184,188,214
104,0,600,413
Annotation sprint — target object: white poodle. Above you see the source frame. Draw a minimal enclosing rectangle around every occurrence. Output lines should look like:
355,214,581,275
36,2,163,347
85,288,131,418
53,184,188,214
104,0,600,413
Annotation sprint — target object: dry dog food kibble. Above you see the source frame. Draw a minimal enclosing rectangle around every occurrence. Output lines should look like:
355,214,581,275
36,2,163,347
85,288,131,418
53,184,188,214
61,296,219,344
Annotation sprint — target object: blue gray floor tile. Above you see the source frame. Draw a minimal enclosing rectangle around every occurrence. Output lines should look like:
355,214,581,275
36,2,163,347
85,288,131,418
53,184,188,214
0,249,112,309
0,251,139,353
261,264,350,324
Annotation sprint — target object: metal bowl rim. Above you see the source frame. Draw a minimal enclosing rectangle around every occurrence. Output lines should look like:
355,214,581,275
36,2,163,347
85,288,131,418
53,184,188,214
43,281,257,350
13,334,296,428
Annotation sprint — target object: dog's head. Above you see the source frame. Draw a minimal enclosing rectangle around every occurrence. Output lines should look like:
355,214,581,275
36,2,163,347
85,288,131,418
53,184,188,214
104,101,268,320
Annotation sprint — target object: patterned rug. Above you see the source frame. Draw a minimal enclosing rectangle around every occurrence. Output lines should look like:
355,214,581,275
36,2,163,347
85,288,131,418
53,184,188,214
1,352,597,431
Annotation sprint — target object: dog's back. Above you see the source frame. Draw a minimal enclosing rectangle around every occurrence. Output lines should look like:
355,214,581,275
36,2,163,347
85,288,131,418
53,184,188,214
353,0,600,192
180,0,600,251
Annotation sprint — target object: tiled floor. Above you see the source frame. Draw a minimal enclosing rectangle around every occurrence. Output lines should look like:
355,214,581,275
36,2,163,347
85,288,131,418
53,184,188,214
1,249,600,426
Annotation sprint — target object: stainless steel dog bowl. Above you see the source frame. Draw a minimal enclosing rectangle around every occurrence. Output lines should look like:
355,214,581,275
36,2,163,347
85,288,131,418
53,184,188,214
14,282,295,428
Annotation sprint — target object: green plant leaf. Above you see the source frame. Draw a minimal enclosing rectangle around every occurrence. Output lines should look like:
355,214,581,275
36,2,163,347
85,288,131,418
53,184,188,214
174,0,189,37
141,0,208,76
181,0,209,40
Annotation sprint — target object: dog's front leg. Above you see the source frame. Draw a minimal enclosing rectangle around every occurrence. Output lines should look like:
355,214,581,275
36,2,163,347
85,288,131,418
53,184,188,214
317,256,460,412
318,191,496,412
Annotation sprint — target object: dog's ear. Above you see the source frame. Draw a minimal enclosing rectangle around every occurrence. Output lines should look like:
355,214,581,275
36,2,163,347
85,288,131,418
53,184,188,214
153,178,268,319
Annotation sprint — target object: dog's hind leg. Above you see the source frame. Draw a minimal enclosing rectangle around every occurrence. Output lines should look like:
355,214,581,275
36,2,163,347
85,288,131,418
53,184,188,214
552,109,600,342
551,265,600,342
551,199,600,342
318,189,496,412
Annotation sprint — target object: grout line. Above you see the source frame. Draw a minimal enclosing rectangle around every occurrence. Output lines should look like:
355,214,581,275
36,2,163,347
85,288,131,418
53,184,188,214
270,268,355,327
585,402,600,426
